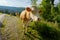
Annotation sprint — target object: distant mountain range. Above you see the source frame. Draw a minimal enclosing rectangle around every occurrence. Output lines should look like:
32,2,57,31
0,6,25,13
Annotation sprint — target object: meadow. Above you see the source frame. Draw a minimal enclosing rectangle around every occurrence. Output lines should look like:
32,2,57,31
0,12,60,40
0,0,60,40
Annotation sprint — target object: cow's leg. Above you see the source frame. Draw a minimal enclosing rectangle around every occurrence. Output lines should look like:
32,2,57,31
22,20,27,34
22,20,24,28
24,21,28,33
25,21,31,33
22,20,26,34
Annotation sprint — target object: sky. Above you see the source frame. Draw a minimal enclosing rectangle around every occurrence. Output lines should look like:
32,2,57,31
0,0,59,7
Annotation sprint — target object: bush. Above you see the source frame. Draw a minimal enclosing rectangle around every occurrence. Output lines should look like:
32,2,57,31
54,15,60,23
29,21,60,40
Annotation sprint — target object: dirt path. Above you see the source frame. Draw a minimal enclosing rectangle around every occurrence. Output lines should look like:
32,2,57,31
0,14,6,22
1,15,24,40
0,14,24,40
0,14,6,40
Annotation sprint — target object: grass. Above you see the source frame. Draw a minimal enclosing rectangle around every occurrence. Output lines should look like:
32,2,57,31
0,14,60,40
1,14,24,40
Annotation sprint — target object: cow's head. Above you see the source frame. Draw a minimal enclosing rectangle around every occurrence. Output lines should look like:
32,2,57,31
25,7,41,22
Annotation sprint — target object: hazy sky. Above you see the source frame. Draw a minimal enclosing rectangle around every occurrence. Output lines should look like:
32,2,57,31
0,0,59,7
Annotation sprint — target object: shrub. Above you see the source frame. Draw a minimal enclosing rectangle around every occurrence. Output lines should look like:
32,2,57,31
54,15,60,23
29,21,60,40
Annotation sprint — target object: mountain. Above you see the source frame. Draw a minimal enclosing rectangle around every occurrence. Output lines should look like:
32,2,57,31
0,6,25,13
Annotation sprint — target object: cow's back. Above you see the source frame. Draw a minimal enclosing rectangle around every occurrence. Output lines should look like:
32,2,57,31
20,10,26,20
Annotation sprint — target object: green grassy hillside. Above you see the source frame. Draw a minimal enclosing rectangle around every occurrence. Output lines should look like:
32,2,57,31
0,14,60,40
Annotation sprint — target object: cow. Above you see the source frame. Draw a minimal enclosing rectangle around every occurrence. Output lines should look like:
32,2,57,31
20,7,41,33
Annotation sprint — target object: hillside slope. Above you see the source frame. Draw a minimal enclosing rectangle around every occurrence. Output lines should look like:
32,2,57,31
1,14,24,40
0,14,60,40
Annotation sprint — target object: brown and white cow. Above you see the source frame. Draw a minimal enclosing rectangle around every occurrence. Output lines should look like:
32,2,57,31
20,7,32,26
20,7,41,33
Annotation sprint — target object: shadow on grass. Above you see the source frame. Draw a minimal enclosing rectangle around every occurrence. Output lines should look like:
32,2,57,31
0,22,4,28
0,22,4,40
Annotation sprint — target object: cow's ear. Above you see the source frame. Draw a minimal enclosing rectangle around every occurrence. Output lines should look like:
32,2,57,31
26,7,32,12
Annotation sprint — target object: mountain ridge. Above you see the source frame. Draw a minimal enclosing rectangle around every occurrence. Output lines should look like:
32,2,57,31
0,6,25,13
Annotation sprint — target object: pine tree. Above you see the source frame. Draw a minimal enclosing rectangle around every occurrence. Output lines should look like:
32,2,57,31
58,0,60,13
40,0,51,20
51,0,54,15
